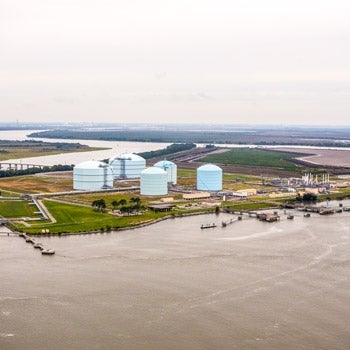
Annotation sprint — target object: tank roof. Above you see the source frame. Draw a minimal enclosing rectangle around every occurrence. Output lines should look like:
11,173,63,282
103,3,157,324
154,160,176,167
141,166,167,175
197,164,222,171
74,160,109,169
109,153,145,162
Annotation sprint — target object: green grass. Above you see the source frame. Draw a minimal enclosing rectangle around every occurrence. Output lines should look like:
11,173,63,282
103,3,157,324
177,169,196,177
0,200,40,218
58,192,158,209
201,148,301,171
317,188,350,201
0,189,20,197
13,200,179,234
223,201,279,211
223,173,262,182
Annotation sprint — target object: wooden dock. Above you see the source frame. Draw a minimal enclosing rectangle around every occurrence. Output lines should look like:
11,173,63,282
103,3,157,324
18,233,55,255
222,216,242,227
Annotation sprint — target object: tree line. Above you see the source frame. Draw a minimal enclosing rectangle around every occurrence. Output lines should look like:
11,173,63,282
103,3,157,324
137,143,196,159
0,164,73,178
92,197,146,214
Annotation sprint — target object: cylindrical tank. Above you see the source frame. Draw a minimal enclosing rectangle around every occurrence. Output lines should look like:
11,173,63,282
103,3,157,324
140,167,168,196
196,164,222,191
73,160,114,190
154,160,177,185
109,153,146,179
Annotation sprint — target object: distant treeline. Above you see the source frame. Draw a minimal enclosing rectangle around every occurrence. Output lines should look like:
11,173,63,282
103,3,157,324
138,143,196,159
28,129,350,147
0,164,73,178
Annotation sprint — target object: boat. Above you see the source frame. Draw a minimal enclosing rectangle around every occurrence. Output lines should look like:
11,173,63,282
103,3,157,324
201,223,216,229
287,214,294,220
41,249,55,255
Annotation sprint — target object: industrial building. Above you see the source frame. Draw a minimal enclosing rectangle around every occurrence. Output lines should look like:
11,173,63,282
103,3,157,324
183,192,211,200
154,160,177,185
73,160,114,190
140,167,168,196
196,164,222,191
109,153,146,179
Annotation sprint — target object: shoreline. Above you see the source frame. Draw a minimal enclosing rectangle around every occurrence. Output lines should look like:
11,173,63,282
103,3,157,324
10,209,222,237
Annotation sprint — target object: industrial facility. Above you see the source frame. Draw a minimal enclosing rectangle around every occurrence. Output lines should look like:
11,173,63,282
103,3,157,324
196,164,223,191
73,160,114,190
140,166,168,196
154,160,177,185
109,153,146,179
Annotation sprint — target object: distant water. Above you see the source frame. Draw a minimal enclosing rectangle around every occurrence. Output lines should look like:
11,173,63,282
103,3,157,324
1,207,350,350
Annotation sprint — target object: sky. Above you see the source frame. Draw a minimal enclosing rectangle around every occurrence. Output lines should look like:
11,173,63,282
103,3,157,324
1,0,350,125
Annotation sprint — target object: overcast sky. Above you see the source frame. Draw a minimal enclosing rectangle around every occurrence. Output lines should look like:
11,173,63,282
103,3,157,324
1,0,350,125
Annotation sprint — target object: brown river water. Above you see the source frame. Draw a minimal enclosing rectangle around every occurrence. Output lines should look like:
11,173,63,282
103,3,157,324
1,208,350,350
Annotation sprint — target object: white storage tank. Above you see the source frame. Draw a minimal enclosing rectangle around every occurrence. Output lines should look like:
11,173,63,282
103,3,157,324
154,160,177,185
109,153,146,179
73,160,114,190
140,167,168,196
197,164,222,191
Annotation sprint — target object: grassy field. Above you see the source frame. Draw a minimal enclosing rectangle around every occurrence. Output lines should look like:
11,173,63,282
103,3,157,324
56,191,157,209
0,189,20,197
0,200,41,218
222,201,280,211
201,148,301,171
0,175,73,194
13,199,211,234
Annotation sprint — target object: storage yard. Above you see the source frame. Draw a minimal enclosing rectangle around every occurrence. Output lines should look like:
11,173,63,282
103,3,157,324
1,146,350,235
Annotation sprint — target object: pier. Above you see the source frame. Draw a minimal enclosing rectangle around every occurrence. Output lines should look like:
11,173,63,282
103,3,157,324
18,232,55,255
223,208,259,217
222,216,242,227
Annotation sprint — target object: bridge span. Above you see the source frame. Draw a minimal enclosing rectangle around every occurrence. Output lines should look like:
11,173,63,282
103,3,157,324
0,162,47,171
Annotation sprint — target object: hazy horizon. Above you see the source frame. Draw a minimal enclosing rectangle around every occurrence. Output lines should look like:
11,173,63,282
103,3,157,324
1,0,350,126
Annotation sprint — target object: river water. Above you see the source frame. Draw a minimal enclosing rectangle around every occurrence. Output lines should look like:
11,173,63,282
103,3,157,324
1,208,350,350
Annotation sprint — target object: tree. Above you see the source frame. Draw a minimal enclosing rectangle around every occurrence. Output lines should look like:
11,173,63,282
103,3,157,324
92,199,106,212
119,198,127,206
111,200,119,211
302,193,317,202
130,197,141,205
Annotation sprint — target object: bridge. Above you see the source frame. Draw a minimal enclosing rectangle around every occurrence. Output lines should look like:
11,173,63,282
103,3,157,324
0,162,47,171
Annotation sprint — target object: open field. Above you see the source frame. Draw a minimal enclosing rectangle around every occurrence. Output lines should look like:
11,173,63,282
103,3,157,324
200,148,302,171
272,147,350,167
0,174,73,194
